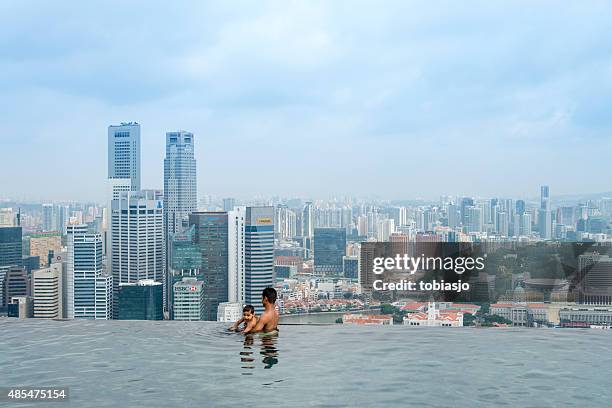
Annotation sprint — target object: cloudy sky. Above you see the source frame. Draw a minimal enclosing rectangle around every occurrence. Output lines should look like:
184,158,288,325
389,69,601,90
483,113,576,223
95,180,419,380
2,1,612,202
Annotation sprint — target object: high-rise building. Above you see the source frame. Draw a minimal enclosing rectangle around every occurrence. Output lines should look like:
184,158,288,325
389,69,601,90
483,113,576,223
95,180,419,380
302,202,314,257
42,203,55,231
167,225,202,319
173,277,205,321
541,185,550,210
343,256,359,279
110,191,164,318
314,227,347,275
227,207,274,314
243,207,274,313
2,266,29,309
32,263,64,319
223,198,236,212
66,224,112,319
117,280,163,320
108,122,141,192
29,231,62,268
465,206,483,233
189,212,229,321
164,130,197,238
0,226,23,268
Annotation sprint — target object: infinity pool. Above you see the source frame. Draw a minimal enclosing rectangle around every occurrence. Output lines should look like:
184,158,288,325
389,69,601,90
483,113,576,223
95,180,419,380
1,319,611,407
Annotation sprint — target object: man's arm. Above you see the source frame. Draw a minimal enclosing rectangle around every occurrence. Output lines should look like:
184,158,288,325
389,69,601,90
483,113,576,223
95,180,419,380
248,313,270,333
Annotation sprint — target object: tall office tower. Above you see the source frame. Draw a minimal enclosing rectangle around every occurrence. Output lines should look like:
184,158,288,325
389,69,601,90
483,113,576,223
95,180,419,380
460,197,474,226
66,224,112,320
541,185,550,210
164,131,197,237
188,211,229,321
227,207,274,313
376,218,395,242
227,207,246,304
42,203,55,231
32,263,63,319
399,207,408,226
29,232,62,268
520,213,532,236
2,266,29,309
111,191,164,318
302,202,314,257
538,208,552,240
447,204,459,229
314,227,347,275
0,226,22,268
117,280,163,320
107,122,141,192
223,198,236,212
466,206,483,233
496,212,509,237
243,207,274,313
167,226,202,319
516,200,526,216
173,277,205,321
538,185,552,239
356,215,368,237
275,205,296,240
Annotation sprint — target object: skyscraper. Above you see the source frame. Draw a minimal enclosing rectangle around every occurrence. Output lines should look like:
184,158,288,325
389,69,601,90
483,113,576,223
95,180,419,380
110,190,164,318
189,211,229,321
314,227,347,275
117,280,163,320
66,224,112,319
173,277,205,321
244,207,274,314
167,225,202,319
164,131,197,238
539,185,552,239
108,122,141,192
42,203,55,231
2,266,29,309
227,207,274,314
0,226,22,268
32,263,64,319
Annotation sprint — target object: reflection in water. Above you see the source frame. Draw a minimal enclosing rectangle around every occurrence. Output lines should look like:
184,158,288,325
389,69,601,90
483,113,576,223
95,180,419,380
260,334,279,369
240,333,279,373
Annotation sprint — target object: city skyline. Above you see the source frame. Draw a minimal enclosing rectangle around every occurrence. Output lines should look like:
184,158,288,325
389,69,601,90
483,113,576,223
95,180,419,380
2,2,612,201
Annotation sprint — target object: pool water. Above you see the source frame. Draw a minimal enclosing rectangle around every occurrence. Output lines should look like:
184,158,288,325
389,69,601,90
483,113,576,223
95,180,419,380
1,319,611,407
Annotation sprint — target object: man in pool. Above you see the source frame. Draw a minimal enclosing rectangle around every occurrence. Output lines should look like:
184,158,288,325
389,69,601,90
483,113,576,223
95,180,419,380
228,305,258,332
244,287,279,334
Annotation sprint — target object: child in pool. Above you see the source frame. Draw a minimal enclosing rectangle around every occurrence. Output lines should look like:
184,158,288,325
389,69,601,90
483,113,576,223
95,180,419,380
229,305,258,333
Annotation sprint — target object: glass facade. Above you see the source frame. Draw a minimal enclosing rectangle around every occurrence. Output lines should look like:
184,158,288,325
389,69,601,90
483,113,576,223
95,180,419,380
314,228,346,275
118,282,163,320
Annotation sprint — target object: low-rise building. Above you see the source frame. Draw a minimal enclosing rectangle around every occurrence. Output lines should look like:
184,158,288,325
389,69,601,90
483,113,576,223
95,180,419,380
403,302,463,327
343,314,393,325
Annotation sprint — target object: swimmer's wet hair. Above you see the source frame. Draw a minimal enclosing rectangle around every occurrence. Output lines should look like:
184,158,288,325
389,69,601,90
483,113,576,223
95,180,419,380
243,305,255,313
262,287,277,304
